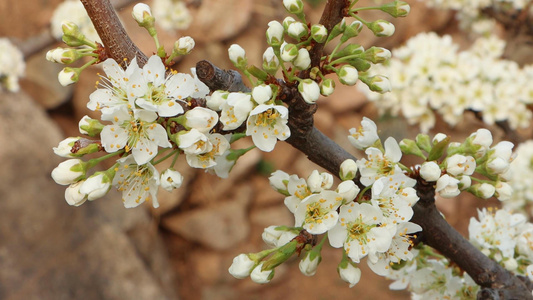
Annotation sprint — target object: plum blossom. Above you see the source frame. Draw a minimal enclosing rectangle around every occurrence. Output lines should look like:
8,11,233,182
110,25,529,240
246,104,290,152
113,155,160,208
100,107,171,165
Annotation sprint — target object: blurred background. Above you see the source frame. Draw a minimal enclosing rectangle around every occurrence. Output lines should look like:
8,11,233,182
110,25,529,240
0,0,529,299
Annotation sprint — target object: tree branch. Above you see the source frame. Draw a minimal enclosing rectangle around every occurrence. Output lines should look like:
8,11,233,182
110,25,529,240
80,0,147,67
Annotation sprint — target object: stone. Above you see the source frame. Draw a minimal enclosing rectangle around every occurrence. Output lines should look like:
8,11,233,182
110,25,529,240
162,185,252,250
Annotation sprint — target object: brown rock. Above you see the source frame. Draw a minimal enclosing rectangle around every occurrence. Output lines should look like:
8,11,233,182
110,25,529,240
162,185,252,250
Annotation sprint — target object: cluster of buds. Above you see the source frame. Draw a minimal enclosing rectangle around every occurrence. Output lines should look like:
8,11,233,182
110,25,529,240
400,128,514,200
226,0,409,106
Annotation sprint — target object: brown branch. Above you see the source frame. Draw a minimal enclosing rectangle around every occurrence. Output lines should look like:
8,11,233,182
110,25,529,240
80,0,147,67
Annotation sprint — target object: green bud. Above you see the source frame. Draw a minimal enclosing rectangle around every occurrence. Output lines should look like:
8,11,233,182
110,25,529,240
326,18,347,43
283,0,304,14
61,21,88,47
364,47,391,64
332,44,365,59
320,79,335,96
359,75,391,93
428,135,450,161
367,19,395,37
415,134,432,153
380,1,411,18
340,21,363,42
311,24,327,43
400,139,426,159
262,240,298,271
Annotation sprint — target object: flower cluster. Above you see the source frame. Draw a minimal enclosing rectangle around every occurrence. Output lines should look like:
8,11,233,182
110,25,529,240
400,127,514,200
360,32,533,132
51,0,101,43
505,140,533,215
228,117,422,286
152,0,193,32
0,38,25,92
382,208,533,298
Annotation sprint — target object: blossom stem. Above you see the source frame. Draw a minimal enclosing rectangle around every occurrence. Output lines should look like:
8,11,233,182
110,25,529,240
87,149,125,168
153,149,179,166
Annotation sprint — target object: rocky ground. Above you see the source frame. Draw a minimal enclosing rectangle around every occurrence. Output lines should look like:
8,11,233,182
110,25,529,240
0,0,514,299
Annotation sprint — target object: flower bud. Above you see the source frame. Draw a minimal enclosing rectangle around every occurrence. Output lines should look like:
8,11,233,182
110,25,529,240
160,169,184,191
293,48,311,70
299,250,321,276
266,21,284,47
132,3,155,28
252,85,273,105
80,171,113,200
338,260,361,288
298,79,320,104
368,20,395,37
320,79,335,96
206,90,228,111
250,262,275,284
415,134,432,153
445,154,476,176
337,65,359,86
420,161,441,182
281,43,299,62
262,225,297,247
282,16,296,31
65,181,88,207
228,44,247,68
61,21,87,47
399,139,426,159
341,21,363,42
228,253,256,279
340,159,358,181
311,24,327,43
457,175,471,190
364,47,391,64
469,183,495,199
174,36,195,55
262,47,280,74
46,47,83,64
436,174,460,198
269,170,290,195
51,159,87,185
58,67,80,86
283,0,304,14
287,22,307,41
183,107,219,133
53,137,82,158
380,1,410,17
495,181,512,201
326,18,346,43
336,180,359,203
360,75,391,93
79,115,104,137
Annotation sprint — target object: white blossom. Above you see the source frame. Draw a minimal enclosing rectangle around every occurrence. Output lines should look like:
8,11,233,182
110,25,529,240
246,104,290,152
113,155,160,208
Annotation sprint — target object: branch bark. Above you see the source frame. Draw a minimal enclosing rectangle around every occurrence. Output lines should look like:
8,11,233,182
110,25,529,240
81,0,532,298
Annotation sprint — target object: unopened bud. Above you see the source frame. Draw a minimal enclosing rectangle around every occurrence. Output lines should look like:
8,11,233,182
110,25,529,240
364,47,391,64
266,21,284,47
320,79,335,96
337,65,359,86
132,3,155,28
287,22,307,41
283,0,304,14
360,75,391,93
311,24,327,43
58,67,80,86
380,1,410,17
174,36,195,55
228,44,247,68
368,20,395,37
